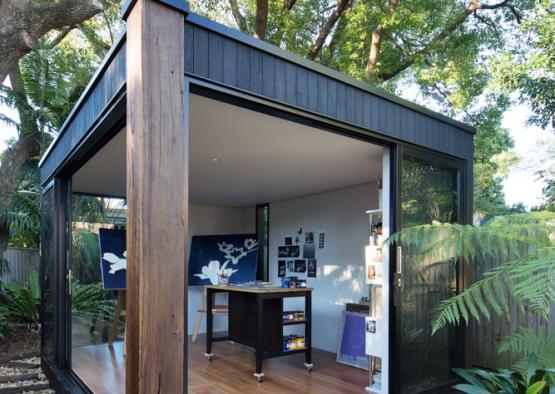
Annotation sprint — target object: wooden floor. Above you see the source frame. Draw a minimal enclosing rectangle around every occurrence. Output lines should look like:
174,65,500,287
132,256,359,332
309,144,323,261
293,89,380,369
72,335,368,393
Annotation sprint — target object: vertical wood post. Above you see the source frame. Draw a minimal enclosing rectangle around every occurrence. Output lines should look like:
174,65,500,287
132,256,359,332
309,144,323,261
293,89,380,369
124,1,188,392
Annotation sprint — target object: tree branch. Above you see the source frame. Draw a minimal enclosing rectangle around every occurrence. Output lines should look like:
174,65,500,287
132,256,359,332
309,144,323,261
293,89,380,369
284,0,297,10
228,0,249,33
47,26,74,48
76,23,110,58
376,0,522,81
0,0,104,84
307,0,353,60
254,0,269,40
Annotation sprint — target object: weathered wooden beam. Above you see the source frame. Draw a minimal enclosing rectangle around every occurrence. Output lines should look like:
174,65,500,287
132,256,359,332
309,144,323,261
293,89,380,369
124,0,188,392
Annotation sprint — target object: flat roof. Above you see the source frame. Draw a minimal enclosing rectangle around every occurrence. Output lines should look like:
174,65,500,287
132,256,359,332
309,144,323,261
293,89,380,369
40,7,474,170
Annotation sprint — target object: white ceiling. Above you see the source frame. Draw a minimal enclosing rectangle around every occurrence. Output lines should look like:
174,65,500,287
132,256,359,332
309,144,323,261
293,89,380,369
72,94,383,206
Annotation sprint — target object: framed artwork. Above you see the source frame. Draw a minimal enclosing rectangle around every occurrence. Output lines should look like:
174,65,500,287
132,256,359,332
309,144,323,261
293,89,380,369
188,234,258,286
99,229,127,290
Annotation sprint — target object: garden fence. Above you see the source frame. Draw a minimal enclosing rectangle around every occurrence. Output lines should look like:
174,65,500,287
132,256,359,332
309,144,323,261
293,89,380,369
1,247,39,284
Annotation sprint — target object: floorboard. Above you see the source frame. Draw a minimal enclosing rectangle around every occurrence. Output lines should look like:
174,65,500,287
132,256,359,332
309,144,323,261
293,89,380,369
71,336,368,393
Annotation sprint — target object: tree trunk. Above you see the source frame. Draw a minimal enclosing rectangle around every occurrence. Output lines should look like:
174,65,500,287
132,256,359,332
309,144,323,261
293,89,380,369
366,0,399,80
0,0,104,84
254,0,269,40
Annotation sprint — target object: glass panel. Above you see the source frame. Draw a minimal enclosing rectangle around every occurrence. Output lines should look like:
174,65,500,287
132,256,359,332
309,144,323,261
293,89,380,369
398,156,458,393
40,187,55,362
70,195,126,394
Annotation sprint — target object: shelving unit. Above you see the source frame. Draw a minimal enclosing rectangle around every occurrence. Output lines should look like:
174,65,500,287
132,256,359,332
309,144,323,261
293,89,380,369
364,201,388,393
205,285,313,382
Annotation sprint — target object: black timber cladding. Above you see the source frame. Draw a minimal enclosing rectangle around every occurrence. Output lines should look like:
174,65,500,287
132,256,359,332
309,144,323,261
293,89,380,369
39,36,126,184
39,11,474,185
184,15,473,161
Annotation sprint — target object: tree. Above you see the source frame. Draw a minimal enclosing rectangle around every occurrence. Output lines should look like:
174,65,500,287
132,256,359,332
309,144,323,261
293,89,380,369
492,0,555,131
0,0,106,85
0,0,123,261
191,0,531,216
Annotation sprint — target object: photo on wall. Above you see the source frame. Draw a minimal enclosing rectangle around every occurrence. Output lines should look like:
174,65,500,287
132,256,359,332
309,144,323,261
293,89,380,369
305,232,314,244
366,245,383,264
307,259,317,277
366,318,377,334
285,237,293,246
278,245,300,258
278,260,286,277
294,259,307,273
286,260,295,272
303,243,315,259
366,263,383,283
318,232,326,250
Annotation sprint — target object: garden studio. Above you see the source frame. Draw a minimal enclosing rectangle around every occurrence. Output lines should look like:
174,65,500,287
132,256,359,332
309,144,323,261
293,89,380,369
38,1,474,393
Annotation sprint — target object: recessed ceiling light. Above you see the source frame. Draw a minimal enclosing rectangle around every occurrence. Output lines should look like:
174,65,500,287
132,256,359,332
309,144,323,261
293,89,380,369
295,172,303,177
211,157,223,163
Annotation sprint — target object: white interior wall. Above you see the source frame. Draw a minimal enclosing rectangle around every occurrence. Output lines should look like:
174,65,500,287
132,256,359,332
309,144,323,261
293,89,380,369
268,182,379,353
187,203,255,335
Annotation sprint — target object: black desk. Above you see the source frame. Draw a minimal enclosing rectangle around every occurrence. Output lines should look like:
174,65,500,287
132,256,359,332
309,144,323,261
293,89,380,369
205,285,313,382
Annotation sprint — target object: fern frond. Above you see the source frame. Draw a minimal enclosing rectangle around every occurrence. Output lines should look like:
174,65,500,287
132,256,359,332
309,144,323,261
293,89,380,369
431,246,555,333
499,327,555,372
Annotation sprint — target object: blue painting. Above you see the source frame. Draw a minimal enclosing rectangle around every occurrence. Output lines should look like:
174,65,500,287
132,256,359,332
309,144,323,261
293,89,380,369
99,229,127,290
188,234,258,286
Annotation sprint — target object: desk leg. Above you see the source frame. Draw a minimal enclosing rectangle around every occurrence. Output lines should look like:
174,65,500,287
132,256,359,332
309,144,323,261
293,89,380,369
254,295,264,382
304,291,313,371
205,288,214,361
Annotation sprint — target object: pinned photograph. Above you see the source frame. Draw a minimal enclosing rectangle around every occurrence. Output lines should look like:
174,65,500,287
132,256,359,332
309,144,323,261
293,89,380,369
365,245,383,264
303,243,315,259
294,259,307,273
366,319,376,334
307,259,317,277
305,232,314,244
278,260,286,277
285,237,293,246
286,260,295,271
367,264,377,280
318,232,326,250
278,245,300,258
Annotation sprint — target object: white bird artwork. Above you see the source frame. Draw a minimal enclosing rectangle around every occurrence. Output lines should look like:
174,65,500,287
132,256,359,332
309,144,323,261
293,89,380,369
103,251,127,274
217,239,257,265
195,260,237,285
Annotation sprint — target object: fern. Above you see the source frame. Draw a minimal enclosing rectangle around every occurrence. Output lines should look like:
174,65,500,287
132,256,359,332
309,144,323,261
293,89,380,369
498,327,555,371
387,211,555,367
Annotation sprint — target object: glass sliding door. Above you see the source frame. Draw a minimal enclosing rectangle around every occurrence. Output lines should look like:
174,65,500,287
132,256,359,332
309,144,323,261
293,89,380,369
40,185,55,362
69,194,126,393
395,154,460,393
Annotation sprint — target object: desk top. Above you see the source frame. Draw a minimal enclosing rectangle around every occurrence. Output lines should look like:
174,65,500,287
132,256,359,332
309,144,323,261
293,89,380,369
205,285,313,294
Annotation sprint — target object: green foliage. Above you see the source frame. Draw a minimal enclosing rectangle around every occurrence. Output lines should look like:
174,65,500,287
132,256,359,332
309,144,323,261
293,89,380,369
386,212,555,366
492,0,555,130
71,280,116,326
498,328,555,371
0,272,40,328
453,354,555,394
0,305,11,340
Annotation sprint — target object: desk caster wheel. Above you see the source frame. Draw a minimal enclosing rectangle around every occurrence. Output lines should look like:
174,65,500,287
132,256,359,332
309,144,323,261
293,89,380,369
254,373,264,382
204,353,213,361
304,363,313,372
